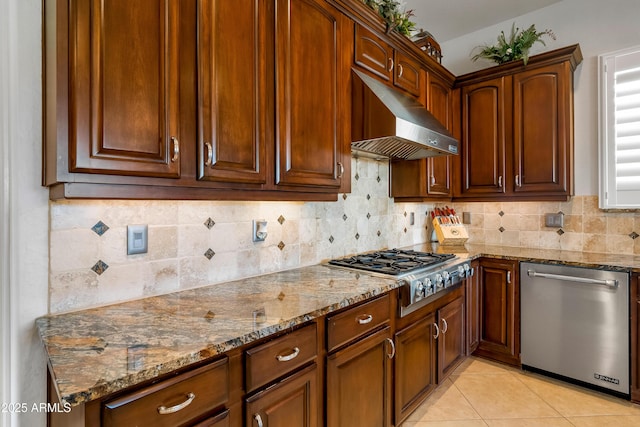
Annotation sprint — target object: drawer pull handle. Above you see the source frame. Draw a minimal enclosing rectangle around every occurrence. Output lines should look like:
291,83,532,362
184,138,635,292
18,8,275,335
170,136,179,162
356,314,373,325
441,318,448,334
204,142,213,166
433,323,440,339
157,392,195,415
254,414,264,427
276,347,300,362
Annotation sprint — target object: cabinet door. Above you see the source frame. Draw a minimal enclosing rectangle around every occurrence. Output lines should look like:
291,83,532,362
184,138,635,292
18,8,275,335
274,0,347,188
427,73,453,197
354,25,393,82
475,258,520,366
69,0,180,178
460,76,511,195
513,62,571,194
246,364,318,427
394,51,421,97
632,273,640,403
394,314,437,425
466,261,480,355
326,327,393,427
197,0,268,184
438,295,466,380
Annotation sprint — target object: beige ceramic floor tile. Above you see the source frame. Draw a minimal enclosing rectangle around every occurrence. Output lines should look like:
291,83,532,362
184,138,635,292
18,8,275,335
565,415,640,427
517,372,640,417
451,357,518,376
404,378,481,423
452,373,561,419
485,418,574,427
402,421,488,427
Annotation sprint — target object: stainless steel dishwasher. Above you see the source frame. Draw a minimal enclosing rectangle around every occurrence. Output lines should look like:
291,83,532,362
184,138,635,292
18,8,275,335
520,262,630,397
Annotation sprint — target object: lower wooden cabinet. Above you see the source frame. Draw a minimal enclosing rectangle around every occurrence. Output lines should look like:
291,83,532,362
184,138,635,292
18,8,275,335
632,273,640,404
245,364,318,427
473,258,520,366
437,295,466,380
394,313,437,424
326,326,393,427
466,261,480,355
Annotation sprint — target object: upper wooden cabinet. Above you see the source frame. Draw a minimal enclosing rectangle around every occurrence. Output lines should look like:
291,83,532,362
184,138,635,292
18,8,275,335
44,0,351,200
456,45,582,201
50,0,182,179
390,71,455,201
354,25,422,98
274,0,350,189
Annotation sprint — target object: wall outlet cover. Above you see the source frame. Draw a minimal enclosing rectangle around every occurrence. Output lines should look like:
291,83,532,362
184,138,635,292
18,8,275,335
127,224,148,255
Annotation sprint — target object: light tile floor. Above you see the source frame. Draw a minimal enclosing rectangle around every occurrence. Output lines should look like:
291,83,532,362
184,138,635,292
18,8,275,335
402,356,640,427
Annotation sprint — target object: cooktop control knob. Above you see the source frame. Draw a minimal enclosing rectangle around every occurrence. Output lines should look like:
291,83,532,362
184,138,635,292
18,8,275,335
458,265,466,278
424,278,433,295
435,273,443,289
442,271,451,287
414,281,425,301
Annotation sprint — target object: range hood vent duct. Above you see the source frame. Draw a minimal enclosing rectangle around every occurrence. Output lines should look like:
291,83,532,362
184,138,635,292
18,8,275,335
351,69,459,160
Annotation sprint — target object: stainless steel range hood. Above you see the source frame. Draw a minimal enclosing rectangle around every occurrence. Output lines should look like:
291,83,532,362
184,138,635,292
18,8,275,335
351,69,459,160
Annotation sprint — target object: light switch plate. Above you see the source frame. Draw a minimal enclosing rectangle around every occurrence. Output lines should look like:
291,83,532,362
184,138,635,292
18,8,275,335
127,224,148,255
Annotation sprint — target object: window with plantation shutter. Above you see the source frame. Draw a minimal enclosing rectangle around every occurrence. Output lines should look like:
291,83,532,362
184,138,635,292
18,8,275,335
599,46,640,208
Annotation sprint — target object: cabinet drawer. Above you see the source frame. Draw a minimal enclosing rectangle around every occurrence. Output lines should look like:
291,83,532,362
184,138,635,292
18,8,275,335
103,358,229,427
327,294,390,352
246,323,317,393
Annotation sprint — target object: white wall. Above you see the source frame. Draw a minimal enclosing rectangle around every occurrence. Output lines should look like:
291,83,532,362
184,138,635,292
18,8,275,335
1,0,50,426
441,0,640,196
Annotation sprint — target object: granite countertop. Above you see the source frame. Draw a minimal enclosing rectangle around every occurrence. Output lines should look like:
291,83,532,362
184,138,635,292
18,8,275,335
37,265,401,407
37,243,640,407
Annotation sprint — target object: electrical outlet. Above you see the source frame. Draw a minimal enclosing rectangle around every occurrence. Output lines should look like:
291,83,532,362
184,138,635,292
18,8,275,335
253,220,268,242
409,212,415,225
462,212,471,224
127,225,148,255
545,213,564,228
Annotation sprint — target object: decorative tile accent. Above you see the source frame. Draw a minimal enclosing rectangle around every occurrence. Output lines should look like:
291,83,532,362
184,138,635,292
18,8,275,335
366,194,371,200
278,241,285,250
355,233,360,240
404,227,407,233
329,235,334,243
278,215,285,225
204,248,215,260
377,175,381,183
342,194,348,200
498,227,505,233
342,214,348,221
404,212,407,217
557,229,565,235
91,221,109,236
277,292,286,301
498,211,505,217
629,232,639,240
366,213,371,219
377,230,381,237
355,172,360,180
204,218,216,229
204,310,215,320
91,260,109,275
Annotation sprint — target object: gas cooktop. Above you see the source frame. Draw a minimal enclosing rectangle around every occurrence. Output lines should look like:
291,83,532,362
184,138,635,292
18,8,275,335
328,249,456,276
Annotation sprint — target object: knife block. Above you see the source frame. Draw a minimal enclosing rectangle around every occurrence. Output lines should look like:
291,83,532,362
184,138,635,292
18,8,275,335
432,218,469,245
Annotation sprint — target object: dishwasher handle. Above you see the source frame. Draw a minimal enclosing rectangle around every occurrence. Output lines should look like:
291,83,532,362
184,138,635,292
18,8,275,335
526,269,618,288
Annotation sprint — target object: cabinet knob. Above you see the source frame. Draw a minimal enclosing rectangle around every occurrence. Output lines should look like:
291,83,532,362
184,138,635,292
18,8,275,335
337,161,344,178
254,414,264,427
432,323,440,339
171,136,179,162
498,175,503,188
397,63,404,78
385,338,396,359
204,142,213,167
157,392,195,415
388,57,394,72
515,174,521,187
431,175,436,186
